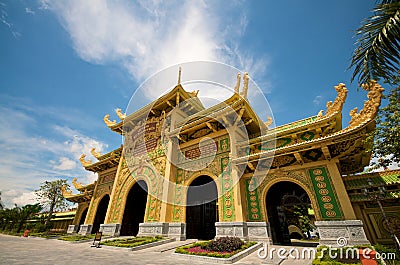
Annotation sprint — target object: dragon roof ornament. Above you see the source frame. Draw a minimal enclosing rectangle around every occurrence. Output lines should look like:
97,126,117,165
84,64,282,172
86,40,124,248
349,80,384,128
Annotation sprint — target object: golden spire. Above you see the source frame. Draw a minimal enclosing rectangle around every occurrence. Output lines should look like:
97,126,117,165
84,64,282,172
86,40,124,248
234,73,241,94
242,72,249,98
177,66,182,85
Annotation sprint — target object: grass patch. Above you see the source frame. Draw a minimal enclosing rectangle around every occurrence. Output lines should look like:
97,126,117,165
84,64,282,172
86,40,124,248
100,236,164,248
58,234,95,241
175,240,257,258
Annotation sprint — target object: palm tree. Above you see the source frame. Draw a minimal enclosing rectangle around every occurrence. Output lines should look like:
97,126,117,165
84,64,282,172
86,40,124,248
350,0,400,84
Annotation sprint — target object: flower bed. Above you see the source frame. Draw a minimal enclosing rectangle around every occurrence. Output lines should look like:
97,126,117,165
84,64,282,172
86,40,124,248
100,236,164,248
175,237,256,258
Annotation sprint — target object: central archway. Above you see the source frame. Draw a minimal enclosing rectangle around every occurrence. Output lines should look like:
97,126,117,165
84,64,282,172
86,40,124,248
92,195,110,234
266,181,313,245
120,180,148,236
186,176,218,240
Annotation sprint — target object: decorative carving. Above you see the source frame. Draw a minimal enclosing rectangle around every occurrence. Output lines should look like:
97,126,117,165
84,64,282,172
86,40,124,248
115,108,126,120
103,114,117,127
90,147,101,159
61,184,73,196
324,83,348,117
72,177,83,189
349,80,384,128
265,116,273,129
79,154,92,167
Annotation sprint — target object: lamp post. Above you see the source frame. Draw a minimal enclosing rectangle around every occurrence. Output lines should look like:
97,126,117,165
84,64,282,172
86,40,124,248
362,178,400,255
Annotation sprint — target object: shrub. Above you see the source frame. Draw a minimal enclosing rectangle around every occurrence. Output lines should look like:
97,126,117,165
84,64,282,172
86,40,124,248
205,237,244,253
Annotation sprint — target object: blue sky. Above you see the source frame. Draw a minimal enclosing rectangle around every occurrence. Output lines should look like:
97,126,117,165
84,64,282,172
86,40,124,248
0,0,377,207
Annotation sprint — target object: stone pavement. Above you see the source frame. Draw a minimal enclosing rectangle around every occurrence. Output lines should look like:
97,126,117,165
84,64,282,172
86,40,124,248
0,234,314,264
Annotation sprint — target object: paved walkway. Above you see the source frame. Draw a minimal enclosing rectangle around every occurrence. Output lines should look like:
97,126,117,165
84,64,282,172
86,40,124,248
0,234,314,264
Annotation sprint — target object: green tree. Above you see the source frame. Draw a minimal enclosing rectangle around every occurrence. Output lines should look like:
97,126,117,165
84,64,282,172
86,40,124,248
350,1,400,168
15,204,42,233
293,205,312,239
349,0,400,85
367,85,400,169
35,179,69,226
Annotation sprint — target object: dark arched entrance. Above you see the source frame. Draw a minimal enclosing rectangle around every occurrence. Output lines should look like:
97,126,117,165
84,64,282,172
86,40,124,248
79,208,88,225
266,181,313,245
92,195,110,234
186,176,218,240
120,180,148,236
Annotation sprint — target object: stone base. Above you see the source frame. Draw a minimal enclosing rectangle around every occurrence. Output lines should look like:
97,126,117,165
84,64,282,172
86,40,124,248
137,222,169,237
246,222,272,243
78,224,92,236
167,223,186,241
315,220,370,247
215,222,247,240
215,222,272,242
100,223,121,236
67,225,79,234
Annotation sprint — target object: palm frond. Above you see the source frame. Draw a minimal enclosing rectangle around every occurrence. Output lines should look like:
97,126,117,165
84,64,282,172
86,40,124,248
350,2,400,84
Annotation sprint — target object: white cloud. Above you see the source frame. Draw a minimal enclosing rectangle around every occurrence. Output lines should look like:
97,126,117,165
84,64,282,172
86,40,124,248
313,95,323,106
53,157,77,171
12,191,37,206
25,7,35,15
0,102,108,208
39,0,269,99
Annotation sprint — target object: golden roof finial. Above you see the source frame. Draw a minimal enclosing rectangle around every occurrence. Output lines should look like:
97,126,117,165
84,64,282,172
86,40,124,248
61,185,73,197
103,114,117,127
348,80,384,128
79,154,92,167
265,116,273,129
90,147,102,159
178,66,182,85
115,108,126,121
234,73,241,94
72,177,83,189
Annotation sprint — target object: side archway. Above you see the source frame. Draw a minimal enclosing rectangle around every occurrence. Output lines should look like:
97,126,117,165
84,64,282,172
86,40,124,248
120,180,148,236
186,175,219,240
264,181,315,245
92,195,110,234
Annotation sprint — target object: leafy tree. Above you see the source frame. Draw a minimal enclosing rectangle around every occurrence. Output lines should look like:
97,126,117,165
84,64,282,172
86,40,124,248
349,0,400,85
15,204,42,233
293,205,312,239
367,85,400,169
35,179,69,226
350,1,400,168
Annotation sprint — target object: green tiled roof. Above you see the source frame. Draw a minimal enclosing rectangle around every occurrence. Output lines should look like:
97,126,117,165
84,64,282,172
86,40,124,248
343,170,400,190
348,191,400,202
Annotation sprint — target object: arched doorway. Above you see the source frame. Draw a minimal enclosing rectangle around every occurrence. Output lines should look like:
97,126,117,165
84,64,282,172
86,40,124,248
92,195,110,234
79,208,88,225
120,180,148,236
266,181,313,245
186,176,218,240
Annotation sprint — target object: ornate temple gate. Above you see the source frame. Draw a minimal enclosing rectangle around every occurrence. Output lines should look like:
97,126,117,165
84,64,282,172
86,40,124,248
63,77,386,246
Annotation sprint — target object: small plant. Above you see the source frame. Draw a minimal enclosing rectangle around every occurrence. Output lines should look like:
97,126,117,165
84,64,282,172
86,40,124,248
205,237,244,252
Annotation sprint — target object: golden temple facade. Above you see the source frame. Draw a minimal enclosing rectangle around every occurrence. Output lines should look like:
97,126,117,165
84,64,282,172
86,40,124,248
63,75,399,246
